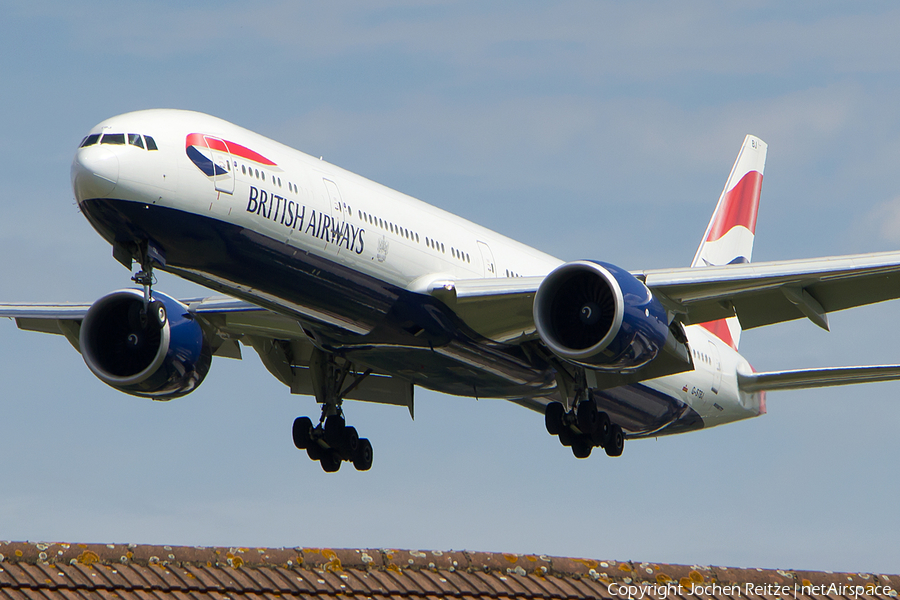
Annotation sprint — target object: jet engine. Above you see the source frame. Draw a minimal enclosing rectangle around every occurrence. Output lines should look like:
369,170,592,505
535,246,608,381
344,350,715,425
533,261,669,369
79,289,212,398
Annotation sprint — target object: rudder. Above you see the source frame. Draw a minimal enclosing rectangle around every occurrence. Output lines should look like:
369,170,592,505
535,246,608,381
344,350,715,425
693,135,767,349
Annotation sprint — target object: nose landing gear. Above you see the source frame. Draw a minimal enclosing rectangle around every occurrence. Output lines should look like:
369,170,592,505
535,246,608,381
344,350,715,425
129,240,167,330
545,399,624,458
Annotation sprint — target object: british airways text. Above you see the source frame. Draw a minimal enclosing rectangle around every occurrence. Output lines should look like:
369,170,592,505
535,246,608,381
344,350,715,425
246,185,365,254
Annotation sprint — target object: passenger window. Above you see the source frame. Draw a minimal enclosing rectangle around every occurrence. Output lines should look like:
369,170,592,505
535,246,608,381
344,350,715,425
242,165,246,175
128,134,144,149
80,134,100,147
145,136,158,150
101,133,125,145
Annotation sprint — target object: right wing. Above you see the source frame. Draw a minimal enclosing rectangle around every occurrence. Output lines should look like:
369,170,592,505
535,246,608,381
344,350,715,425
427,250,900,343
640,250,900,331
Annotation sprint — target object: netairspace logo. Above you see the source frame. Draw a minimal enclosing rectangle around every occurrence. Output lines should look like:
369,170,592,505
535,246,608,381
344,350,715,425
606,581,896,599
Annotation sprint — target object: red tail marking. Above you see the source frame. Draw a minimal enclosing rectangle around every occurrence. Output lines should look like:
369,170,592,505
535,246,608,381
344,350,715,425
706,171,763,242
699,319,736,350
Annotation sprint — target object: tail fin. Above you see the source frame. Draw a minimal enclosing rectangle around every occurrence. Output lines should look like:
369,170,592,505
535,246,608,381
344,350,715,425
693,135,767,349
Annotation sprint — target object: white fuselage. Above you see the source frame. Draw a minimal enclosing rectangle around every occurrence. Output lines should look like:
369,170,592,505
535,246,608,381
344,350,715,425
71,109,764,436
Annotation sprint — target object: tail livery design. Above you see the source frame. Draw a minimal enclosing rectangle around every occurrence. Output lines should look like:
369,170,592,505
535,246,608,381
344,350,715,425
693,135,767,349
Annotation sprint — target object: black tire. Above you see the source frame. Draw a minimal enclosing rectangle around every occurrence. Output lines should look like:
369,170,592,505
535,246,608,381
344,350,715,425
306,443,324,461
605,424,625,457
320,450,341,473
558,427,575,447
576,400,598,435
591,411,611,447
353,438,373,471
338,426,360,460
572,437,592,459
545,402,565,435
292,416,313,449
324,414,346,448
148,300,167,329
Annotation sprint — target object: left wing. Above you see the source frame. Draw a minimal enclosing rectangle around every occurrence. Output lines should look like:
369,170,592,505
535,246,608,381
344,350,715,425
0,297,414,412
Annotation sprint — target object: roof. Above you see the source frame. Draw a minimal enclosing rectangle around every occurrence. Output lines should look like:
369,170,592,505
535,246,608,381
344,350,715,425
0,542,896,600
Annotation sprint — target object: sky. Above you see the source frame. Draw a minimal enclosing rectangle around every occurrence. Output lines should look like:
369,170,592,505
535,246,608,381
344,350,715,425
1,0,899,576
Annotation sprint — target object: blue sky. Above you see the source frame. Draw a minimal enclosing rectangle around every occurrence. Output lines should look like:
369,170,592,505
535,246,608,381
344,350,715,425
1,1,898,575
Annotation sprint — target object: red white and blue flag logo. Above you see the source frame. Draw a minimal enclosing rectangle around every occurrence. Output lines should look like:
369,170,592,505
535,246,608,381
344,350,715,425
185,133,278,177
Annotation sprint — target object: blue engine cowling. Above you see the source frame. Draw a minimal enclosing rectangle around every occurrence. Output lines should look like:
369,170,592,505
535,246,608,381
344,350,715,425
533,261,669,369
79,289,212,399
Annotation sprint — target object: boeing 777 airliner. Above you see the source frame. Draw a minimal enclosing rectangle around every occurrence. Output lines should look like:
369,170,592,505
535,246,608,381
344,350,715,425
4,109,900,472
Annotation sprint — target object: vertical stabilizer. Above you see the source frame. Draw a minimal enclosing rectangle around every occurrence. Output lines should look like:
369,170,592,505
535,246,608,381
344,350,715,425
693,135,767,349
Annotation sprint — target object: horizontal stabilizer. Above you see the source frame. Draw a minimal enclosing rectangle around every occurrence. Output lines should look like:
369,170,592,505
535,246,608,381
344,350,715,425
738,364,900,393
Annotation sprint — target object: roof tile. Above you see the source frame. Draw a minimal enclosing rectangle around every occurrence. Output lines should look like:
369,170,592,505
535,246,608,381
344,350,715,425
1,542,897,600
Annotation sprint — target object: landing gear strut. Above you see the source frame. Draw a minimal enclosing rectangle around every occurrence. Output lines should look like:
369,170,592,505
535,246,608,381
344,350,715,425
291,350,374,472
545,399,624,458
130,241,166,330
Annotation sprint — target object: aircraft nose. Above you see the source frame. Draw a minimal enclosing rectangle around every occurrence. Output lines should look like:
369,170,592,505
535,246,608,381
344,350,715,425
71,145,119,201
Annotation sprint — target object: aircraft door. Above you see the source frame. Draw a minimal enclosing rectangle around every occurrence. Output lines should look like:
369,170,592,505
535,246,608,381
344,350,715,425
322,178,345,246
708,340,722,394
204,136,234,195
476,241,497,277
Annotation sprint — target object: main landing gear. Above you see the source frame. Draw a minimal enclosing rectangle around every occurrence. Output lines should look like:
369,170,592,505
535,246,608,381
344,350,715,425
545,400,625,459
292,411,373,472
291,349,374,472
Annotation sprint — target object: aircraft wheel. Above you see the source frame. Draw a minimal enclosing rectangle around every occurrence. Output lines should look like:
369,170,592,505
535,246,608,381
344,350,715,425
148,300,167,329
572,437,592,459
292,416,313,449
558,428,575,447
306,443,324,461
339,426,360,460
605,424,625,457
320,450,341,473
353,438,373,471
324,414,346,447
591,412,611,447
545,402,565,435
576,400,598,435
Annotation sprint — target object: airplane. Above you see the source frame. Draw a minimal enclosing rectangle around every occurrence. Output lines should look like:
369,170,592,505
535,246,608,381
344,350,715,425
4,109,900,473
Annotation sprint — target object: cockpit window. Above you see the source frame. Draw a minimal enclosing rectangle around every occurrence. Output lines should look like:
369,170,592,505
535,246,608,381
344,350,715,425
145,135,158,150
128,133,145,149
101,133,126,145
80,134,101,148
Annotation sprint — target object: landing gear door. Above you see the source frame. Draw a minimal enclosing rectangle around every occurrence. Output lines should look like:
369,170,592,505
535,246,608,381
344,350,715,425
204,136,234,195
476,241,497,278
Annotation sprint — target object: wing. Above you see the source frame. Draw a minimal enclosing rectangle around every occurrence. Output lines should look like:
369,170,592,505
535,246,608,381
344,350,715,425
641,250,900,331
0,297,414,413
430,250,900,341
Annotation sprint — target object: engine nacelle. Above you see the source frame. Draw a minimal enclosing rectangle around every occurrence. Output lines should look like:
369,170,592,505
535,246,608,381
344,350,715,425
79,289,212,399
533,261,669,369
